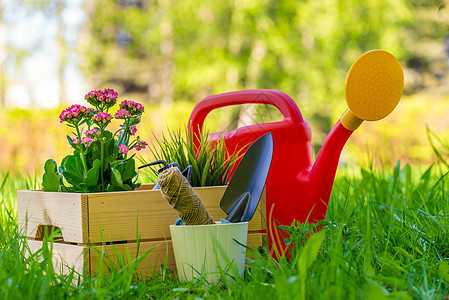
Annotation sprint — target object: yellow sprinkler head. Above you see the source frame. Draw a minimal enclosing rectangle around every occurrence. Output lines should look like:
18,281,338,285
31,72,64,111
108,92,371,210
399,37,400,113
341,50,404,131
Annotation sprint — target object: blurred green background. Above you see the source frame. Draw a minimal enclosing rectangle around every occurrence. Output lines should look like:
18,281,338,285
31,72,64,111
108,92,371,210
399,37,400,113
0,0,448,175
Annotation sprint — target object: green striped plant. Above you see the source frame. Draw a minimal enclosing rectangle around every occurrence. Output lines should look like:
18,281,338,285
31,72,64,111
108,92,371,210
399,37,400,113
145,128,242,187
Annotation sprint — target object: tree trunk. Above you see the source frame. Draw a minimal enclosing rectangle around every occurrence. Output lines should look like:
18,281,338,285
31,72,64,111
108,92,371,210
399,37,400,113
56,0,66,105
158,1,174,108
0,0,7,107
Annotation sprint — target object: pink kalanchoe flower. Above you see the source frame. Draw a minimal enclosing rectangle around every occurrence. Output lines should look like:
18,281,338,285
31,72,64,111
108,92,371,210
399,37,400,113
81,136,94,147
119,100,145,116
130,125,137,136
114,108,131,119
70,137,80,149
134,141,148,151
85,128,100,138
59,104,90,124
85,88,118,109
92,112,112,126
119,144,129,155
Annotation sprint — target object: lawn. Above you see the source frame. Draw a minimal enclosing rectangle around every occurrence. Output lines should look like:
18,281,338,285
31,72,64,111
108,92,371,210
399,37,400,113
1,161,448,299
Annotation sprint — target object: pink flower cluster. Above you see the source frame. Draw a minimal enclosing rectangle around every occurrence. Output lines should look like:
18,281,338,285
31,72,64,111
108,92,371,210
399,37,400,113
85,88,118,108
119,144,129,155
134,141,148,151
77,128,101,147
92,112,112,126
119,100,145,116
81,136,95,146
59,104,90,124
61,89,148,156
85,128,100,138
114,108,131,119
119,125,138,137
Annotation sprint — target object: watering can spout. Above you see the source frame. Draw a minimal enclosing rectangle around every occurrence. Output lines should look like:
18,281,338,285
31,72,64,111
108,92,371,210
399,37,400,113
308,49,404,221
308,118,355,221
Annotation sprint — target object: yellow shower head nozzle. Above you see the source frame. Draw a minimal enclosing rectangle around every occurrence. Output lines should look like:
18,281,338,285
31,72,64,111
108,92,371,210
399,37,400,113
344,50,404,122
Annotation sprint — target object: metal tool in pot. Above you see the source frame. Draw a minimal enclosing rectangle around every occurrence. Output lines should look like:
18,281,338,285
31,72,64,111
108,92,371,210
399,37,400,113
220,132,274,223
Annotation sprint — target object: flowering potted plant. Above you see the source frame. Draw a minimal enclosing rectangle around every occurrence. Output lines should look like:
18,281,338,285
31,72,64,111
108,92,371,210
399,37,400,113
17,88,265,277
42,88,148,193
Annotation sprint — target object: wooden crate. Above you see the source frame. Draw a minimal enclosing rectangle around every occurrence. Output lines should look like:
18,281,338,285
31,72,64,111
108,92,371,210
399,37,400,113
18,184,266,276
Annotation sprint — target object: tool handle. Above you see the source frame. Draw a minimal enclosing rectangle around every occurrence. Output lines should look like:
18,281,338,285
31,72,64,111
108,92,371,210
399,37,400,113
188,89,304,147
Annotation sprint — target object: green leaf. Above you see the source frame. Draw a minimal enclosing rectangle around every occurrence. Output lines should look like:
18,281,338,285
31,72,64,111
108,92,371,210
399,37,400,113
91,141,102,161
42,172,60,192
61,154,85,186
122,159,137,182
104,155,114,168
106,184,119,192
44,159,58,173
188,150,201,186
87,185,101,193
297,231,324,273
63,170,85,186
439,260,449,282
67,135,76,148
388,292,414,300
111,160,124,170
110,167,132,191
85,159,101,187
60,156,68,172
366,280,391,300
121,184,132,191
370,276,408,289
111,167,124,188
42,159,63,192
296,231,325,299
200,158,210,187
103,130,114,156
129,182,141,190
62,154,84,177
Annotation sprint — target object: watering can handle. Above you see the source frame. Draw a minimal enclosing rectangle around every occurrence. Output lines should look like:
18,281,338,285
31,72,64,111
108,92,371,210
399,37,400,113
188,89,304,143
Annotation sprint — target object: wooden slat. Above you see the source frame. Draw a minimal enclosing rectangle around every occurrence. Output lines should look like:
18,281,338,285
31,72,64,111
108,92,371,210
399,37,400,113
136,184,156,191
26,233,264,276
89,239,176,274
87,185,265,243
81,194,89,243
87,188,181,243
89,233,264,275
28,239,87,276
17,190,86,244
18,184,266,245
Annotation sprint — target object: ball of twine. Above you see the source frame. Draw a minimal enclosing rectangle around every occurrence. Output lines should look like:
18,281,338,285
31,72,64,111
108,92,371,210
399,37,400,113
158,167,215,225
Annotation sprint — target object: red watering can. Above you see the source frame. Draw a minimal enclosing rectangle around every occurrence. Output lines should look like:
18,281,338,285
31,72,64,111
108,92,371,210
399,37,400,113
188,50,404,255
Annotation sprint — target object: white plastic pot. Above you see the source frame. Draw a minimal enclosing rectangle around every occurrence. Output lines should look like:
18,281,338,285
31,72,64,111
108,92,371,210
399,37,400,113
169,221,248,284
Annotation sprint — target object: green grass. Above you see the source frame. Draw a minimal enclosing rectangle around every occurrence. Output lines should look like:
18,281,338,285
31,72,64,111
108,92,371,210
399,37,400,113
1,161,449,299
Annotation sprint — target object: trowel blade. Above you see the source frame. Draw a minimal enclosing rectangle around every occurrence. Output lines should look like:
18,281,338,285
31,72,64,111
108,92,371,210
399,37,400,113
220,132,273,222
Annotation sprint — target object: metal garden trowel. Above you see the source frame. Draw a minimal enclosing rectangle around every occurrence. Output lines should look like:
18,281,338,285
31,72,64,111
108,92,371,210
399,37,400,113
138,160,193,190
220,132,274,223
